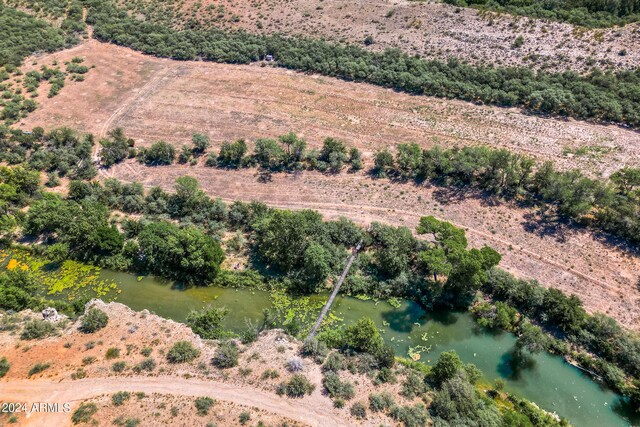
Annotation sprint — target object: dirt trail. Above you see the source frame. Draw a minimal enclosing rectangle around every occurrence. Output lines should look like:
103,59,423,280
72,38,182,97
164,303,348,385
109,163,640,330
0,377,341,427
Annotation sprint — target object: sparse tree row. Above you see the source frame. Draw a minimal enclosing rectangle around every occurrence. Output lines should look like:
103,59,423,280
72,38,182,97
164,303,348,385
444,0,640,27
1,125,638,248
0,137,639,408
71,0,640,129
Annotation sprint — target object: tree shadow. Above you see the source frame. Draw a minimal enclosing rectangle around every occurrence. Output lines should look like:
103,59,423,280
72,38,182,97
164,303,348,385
521,208,570,243
612,396,640,425
381,304,422,333
497,348,537,381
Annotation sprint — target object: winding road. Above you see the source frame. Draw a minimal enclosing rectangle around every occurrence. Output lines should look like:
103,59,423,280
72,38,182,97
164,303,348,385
0,377,341,426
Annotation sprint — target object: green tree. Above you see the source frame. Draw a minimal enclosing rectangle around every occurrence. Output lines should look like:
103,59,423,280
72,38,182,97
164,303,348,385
191,133,210,155
140,141,175,165
137,221,224,284
343,317,384,355
431,350,463,387
186,306,229,339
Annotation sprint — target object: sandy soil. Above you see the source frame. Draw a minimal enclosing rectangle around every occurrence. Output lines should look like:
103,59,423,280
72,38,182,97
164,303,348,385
0,301,413,426
118,0,640,73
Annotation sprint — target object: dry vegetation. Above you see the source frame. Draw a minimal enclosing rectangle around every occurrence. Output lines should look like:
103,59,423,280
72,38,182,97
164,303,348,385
0,301,421,426
117,0,640,73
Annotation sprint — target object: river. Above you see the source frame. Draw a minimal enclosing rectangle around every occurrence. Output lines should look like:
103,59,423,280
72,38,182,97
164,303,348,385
85,270,639,427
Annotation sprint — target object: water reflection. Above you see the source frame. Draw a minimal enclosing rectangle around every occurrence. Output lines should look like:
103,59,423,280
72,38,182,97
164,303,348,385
498,349,538,382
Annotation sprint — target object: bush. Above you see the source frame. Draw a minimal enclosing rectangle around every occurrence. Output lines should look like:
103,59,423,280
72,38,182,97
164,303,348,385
194,397,214,416
105,347,120,359
390,403,430,427
71,403,98,424
322,372,355,400
167,341,201,363
212,341,238,368
402,371,427,399
139,141,175,165
186,306,229,340
112,391,130,406
0,357,10,378
430,351,462,387
288,357,304,372
369,391,395,412
79,308,108,333
239,411,251,425
350,401,367,419
21,319,56,340
322,352,345,372
301,337,328,363
282,374,315,398
28,362,50,377
133,358,156,373
112,361,127,373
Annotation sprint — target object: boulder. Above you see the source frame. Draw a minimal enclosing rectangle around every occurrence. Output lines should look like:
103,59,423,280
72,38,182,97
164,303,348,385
41,307,61,323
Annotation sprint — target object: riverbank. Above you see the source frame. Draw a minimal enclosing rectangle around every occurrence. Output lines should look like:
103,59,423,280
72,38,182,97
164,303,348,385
0,299,564,427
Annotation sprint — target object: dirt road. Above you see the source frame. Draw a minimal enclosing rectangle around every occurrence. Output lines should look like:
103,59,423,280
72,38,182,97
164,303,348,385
0,377,342,426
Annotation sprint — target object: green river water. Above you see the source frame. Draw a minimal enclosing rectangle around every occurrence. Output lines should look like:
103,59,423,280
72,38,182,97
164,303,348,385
72,271,640,426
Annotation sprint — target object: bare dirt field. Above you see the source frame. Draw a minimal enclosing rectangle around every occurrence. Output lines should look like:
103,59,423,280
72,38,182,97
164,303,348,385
15,41,640,329
19,41,640,177
0,301,410,426
118,0,640,73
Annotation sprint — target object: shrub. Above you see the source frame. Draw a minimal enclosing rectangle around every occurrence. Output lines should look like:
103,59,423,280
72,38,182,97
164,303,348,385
0,357,10,378
322,372,355,400
82,356,96,366
79,308,108,333
167,341,201,363
186,306,229,340
212,341,238,368
133,358,156,373
261,369,280,379
71,368,87,380
390,403,430,427
369,391,395,412
282,374,315,398
194,397,214,416
112,391,130,406
21,320,56,340
28,362,50,377
288,357,304,372
402,371,427,399
105,347,120,359
112,361,127,373
322,352,345,372
350,401,367,419
71,403,98,424
300,336,328,363
430,351,462,387
140,347,152,357
333,398,345,408
140,141,175,165
192,133,210,154
239,411,251,425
